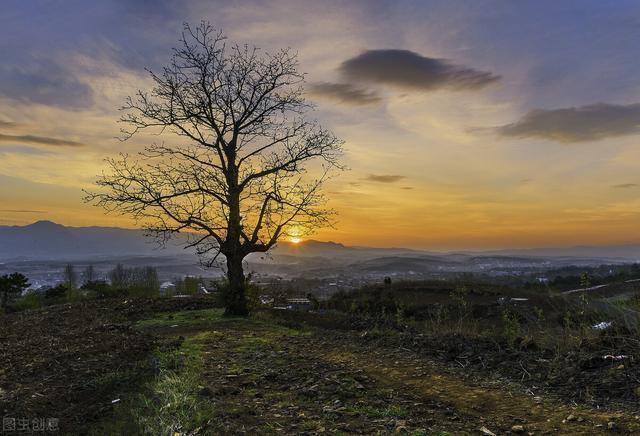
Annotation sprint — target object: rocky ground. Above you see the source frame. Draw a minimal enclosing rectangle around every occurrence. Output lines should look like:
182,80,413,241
2,298,640,434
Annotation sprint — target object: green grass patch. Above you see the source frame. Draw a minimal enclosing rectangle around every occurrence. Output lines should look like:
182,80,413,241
136,308,224,329
345,403,409,419
93,331,216,435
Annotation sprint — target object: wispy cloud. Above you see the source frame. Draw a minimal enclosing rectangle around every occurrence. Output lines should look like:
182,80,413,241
0,134,84,147
309,82,381,105
0,209,47,213
339,49,500,91
365,174,406,183
612,183,638,189
0,120,18,129
496,103,640,143
0,60,94,110
0,145,56,155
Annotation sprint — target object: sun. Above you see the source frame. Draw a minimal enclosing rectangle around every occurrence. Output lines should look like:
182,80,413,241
290,237,302,244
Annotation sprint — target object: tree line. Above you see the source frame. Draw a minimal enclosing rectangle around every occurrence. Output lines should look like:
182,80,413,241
0,263,162,313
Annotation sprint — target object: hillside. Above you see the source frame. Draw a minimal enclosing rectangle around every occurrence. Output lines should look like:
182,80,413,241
3,297,640,434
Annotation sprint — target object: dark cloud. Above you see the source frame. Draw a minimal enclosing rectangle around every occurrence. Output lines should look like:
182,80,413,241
612,183,638,189
0,61,94,110
0,1,187,111
496,103,640,143
365,174,406,183
339,49,499,91
309,82,381,105
0,134,84,147
0,120,18,129
400,186,413,190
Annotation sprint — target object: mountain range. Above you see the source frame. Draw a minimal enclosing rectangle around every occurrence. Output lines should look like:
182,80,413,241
1,221,639,273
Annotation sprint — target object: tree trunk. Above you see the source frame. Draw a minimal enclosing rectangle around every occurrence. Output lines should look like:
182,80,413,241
224,160,248,316
224,253,248,316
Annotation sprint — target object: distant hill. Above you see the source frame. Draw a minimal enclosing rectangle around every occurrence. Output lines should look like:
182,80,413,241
478,245,640,261
1,221,639,272
0,221,420,262
0,221,189,260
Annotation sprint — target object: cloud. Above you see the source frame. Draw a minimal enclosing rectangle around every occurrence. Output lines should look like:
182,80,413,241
0,145,55,155
309,82,381,105
0,120,18,129
496,103,640,143
365,174,406,183
0,209,46,214
612,183,638,189
0,60,94,110
0,134,84,147
339,49,500,91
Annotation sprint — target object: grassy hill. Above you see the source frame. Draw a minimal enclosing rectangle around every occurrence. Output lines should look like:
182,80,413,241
3,293,640,434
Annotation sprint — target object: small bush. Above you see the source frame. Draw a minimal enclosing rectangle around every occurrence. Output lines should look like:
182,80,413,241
502,309,522,346
215,277,260,312
127,286,160,299
65,287,84,303
44,284,68,304
13,292,42,311
94,286,127,299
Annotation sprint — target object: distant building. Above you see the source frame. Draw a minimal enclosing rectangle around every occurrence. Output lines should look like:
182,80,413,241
259,295,274,305
286,297,312,311
196,285,210,295
160,281,176,296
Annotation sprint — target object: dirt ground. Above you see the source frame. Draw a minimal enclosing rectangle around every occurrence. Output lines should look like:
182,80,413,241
158,318,640,434
2,298,640,434
0,298,216,434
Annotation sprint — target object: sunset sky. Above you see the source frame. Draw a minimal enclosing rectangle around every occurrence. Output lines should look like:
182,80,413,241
2,1,640,249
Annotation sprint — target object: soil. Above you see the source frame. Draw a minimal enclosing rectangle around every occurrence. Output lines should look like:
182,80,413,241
273,309,640,408
0,297,217,434
2,298,640,434
182,320,640,434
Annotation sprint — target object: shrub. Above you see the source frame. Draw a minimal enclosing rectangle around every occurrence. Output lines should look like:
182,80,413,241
13,291,42,311
0,272,30,309
95,286,128,300
44,284,68,304
215,277,260,312
502,309,522,346
65,287,84,303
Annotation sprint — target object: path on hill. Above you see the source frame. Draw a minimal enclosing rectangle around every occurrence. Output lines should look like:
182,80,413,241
143,312,640,435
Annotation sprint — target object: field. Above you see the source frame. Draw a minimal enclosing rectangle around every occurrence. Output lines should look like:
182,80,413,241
2,286,640,435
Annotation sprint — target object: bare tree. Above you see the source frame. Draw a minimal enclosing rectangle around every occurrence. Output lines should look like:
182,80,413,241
63,264,77,289
86,22,343,315
82,264,96,285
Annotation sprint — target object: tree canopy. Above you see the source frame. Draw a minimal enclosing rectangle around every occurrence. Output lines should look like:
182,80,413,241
0,272,30,309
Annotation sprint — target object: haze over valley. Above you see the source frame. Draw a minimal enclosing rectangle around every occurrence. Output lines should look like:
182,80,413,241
3,221,640,293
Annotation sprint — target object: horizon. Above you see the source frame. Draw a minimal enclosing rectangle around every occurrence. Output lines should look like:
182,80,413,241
8,219,640,254
2,1,640,250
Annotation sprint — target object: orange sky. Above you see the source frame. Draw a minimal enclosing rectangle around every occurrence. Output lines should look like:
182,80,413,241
2,1,640,250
